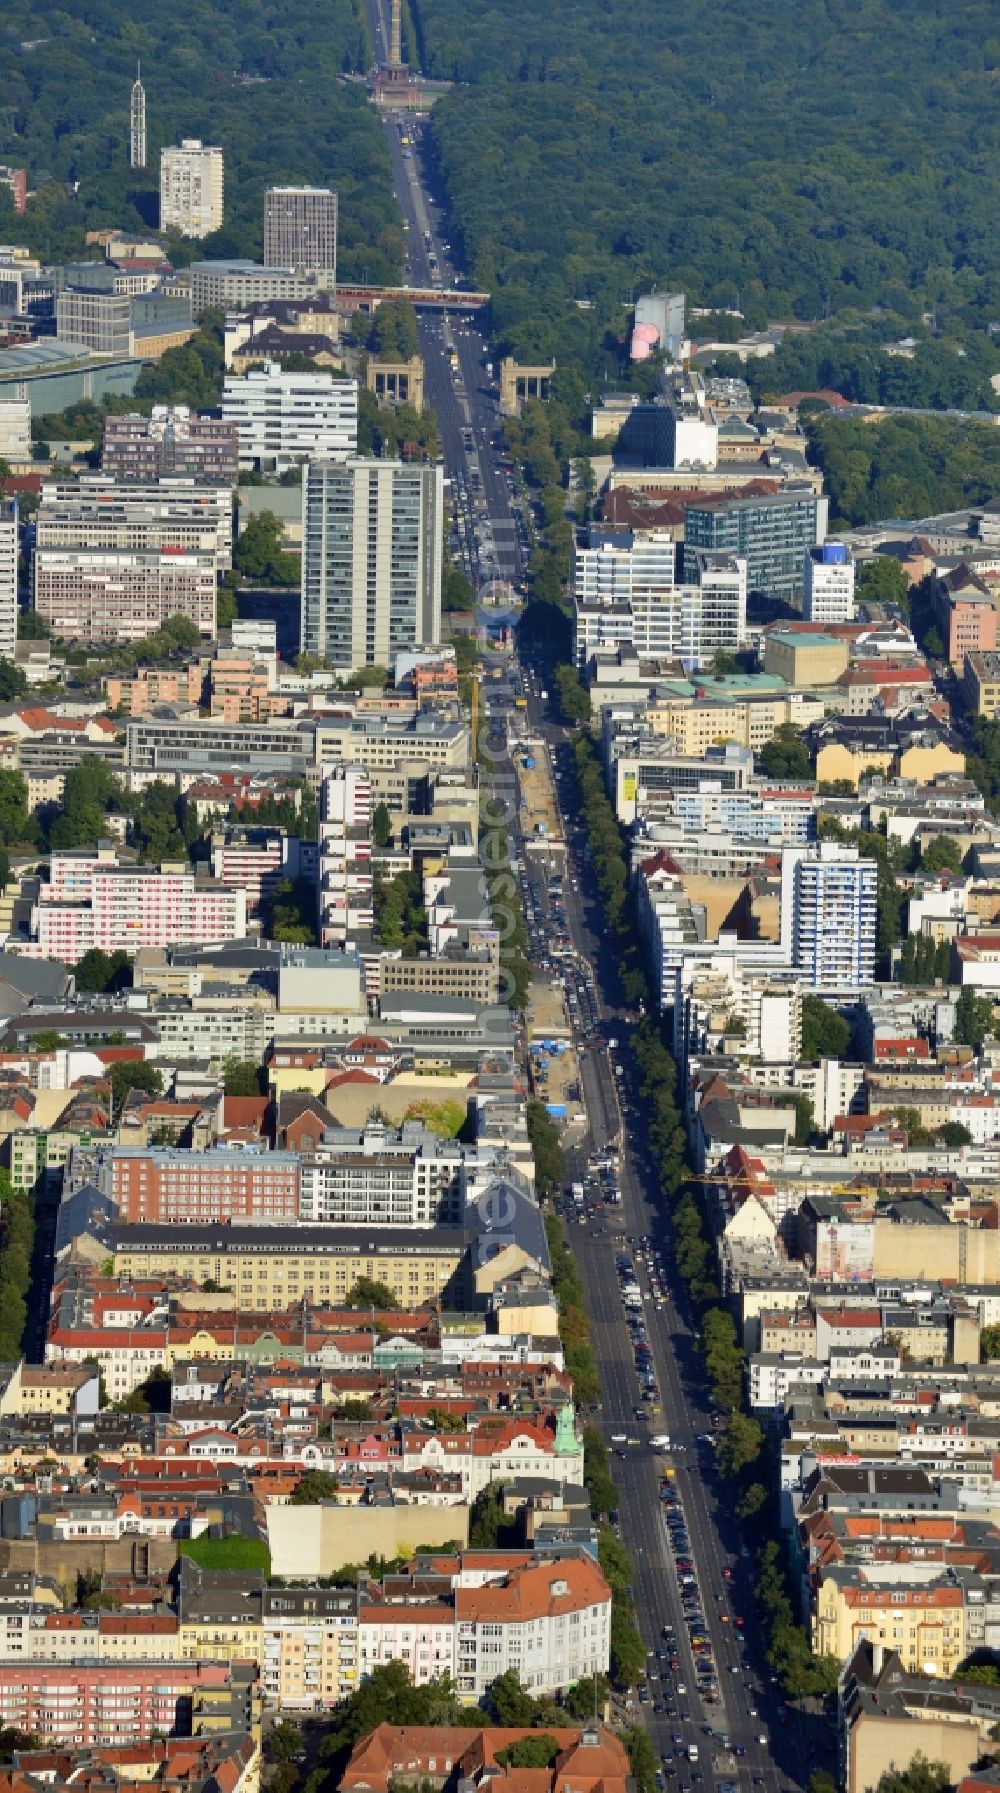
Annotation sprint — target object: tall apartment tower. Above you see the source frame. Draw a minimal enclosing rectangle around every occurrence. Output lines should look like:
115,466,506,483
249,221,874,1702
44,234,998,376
302,458,443,670
264,186,337,289
780,842,878,989
0,501,17,662
129,65,147,170
159,140,224,240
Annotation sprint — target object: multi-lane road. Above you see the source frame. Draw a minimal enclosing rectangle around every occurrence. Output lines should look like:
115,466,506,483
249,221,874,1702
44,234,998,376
512,694,829,1793
360,1,526,592
354,32,824,1788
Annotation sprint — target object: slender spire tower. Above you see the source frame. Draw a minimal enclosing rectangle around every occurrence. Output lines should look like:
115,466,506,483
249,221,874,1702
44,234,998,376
130,63,147,170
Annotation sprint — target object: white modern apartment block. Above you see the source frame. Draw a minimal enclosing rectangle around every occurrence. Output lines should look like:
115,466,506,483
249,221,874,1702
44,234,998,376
679,548,748,664
0,397,30,460
317,762,373,947
301,458,443,669
36,477,234,572
673,955,803,1066
780,841,878,988
298,1120,475,1227
0,500,16,661
33,854,247,958
803,542,856,623
33,546,217,644
573,528,677,667
636,855,789,1015
573,528,746,669
159,141,224,239
264,186,337,287
222,363,358,473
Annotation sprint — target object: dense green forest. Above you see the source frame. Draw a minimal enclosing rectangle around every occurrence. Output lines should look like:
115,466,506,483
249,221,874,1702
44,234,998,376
0,0,401,281
732,323,1000,414
807,413,1000,526
417,0,1000,369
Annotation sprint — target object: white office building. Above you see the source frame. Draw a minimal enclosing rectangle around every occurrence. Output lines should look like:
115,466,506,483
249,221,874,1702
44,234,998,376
222,363,358,473
264,186,337,287
55,289,132,357
301,458,443,669
298,1121,477,1227
36,476,234,573
160,141,224,240
662,369,718,470
0,501,16,660
781,842,878,989
0,397,30,461
573,528,678,667
679,549,747,665
803,542,856,623
573,527,745,669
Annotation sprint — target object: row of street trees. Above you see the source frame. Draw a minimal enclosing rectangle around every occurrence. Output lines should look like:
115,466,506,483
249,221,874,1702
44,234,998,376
566,721,840,1699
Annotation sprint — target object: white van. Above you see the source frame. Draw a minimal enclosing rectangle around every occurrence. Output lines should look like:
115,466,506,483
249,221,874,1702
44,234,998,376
650,1434,671,1449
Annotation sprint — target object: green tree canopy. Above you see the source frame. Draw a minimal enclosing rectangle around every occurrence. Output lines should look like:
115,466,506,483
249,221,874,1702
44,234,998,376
801,994,852,1060
108,1059,163,1114
371,802,393,849
344,1277,399,1310
937,1121,972,1149
876,1759,952,1793
290,1470,339,1505
526,1100,565,1201
234,512,301,587
955,987,995,1048
856,557,911,610
222,1058,263,1097
757,724,811,780
74,948,132,994
921,836,964,874
496,1738,559,1770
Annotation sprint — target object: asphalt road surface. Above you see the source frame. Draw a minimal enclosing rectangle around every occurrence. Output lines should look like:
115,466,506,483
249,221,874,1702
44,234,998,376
359,6,526,593
353,27,824,1783
513,685,828,1793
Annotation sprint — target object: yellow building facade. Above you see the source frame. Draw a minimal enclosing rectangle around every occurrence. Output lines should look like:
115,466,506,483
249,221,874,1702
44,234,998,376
106,1229,468,1310
813,1575,966,1675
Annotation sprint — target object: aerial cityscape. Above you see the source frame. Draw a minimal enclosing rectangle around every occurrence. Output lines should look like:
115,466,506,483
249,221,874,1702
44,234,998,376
0,8,998,1793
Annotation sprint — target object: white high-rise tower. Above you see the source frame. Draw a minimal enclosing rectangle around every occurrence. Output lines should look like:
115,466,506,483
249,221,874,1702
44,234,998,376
130,65,147,170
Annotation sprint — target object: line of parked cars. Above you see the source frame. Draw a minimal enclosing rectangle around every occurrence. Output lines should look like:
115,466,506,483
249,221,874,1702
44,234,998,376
661,1478,721,1707
616,1251,659,1412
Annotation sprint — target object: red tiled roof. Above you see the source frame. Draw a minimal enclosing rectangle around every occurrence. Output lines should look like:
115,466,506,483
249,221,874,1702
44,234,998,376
222,1096,268,1128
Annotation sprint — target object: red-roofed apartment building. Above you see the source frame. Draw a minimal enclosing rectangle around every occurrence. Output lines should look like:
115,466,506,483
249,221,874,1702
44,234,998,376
341,1724,629,1793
